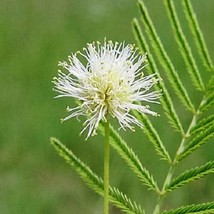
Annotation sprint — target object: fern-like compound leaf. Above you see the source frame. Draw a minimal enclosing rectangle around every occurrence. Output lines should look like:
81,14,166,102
164,0,205,91
199,92,214,113
182,0,214,72
161,201,214,214
165,161,214,192
134,112,172,163
207,75,214,92
50,137,144,214
99,123,160,193
177,125,214,161
132,19,184,135
190,115,214,136
137,0,195,112
199,75,214,113
110,187,145,214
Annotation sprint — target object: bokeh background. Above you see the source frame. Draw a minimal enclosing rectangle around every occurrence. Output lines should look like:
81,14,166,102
0,0,213,213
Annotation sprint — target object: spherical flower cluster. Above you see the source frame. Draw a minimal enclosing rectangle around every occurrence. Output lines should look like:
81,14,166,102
53,40,161,138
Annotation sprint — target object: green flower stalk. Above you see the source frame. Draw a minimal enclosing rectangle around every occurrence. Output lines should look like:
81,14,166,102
53,40,160,213
104,115,110,214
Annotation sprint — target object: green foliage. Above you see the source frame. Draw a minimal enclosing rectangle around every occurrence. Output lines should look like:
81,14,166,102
181,0,214,72
99,123,160,193
199,91,214,113
137,0,195,112
132,19,184,135
110,188,145,214
161,202,214,214
51,0,213,213
166,161,214,192
131,0,213,213
133,112,172,163
190,115,214,135
50,138,144,214
164,0,204,91
177,125,214,161
207,75,214,91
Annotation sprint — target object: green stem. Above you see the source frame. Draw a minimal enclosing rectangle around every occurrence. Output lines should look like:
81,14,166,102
152,196,162,214
104,116,110,214
152,166,174,214
152,97,206,214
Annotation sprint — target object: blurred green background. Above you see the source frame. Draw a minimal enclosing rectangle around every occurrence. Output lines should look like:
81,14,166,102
0,0,213,213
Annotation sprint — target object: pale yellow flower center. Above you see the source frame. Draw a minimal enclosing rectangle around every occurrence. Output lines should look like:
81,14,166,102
85,70,131,113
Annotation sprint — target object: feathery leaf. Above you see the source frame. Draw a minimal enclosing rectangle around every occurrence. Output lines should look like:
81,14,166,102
199,92,214,113
181,0,214,72
137,0,195,112
110,187,145,214
164,0,205,91
132,18,184,135
198,75,214,113
177,125,214,161
99,123,160,192
50,137,144,214
207,75,214,92
162,201,214,214
190,115,214,136
133,112,172,163
165,161,214,192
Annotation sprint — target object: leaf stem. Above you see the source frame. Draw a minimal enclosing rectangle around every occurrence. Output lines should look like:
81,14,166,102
104,116,110,214
152,96,207,214
152,166,174,214
175,95,208,161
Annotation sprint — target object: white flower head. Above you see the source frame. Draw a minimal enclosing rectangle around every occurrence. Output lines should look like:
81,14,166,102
53,40,161,139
